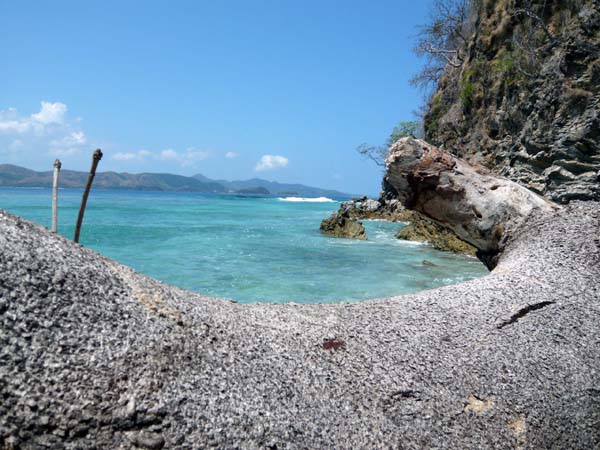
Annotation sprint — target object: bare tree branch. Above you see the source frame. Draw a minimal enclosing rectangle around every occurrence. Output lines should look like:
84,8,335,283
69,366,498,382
356,143,387,168
512,8,556,43
411,0,474,91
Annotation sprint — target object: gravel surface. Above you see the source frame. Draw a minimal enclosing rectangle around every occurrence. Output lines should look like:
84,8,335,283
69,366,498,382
1,202,599,449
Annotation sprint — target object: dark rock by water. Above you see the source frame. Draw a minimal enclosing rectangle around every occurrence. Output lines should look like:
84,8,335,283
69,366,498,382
329,196,477,255
320,209,367,240
396,213,478,256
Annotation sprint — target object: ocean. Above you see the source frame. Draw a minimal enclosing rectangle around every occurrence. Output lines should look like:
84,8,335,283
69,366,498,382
0,188,487,303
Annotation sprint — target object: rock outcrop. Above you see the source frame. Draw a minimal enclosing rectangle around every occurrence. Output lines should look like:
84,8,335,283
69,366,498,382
332,197,477,255
319,209,367,240
1,200,599,448
384,138,558,268
395,213,477,256
341,197,412,221
424,0,600,203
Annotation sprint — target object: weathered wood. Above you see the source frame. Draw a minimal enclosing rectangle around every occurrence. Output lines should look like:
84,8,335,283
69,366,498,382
51,159,61,233
74,149,103,243
384,138,559,268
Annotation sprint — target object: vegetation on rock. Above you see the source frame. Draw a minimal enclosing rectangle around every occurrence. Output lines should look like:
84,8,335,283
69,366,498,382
395,213,477,256
418,0,600,203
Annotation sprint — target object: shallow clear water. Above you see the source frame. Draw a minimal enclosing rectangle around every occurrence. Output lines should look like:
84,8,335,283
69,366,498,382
0,188,487,303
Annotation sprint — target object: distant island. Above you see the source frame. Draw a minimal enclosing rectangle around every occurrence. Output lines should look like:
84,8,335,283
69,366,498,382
232,186,271,195
0,164,352,198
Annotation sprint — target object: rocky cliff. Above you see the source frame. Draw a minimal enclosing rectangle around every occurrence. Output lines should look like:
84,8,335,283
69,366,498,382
424,0,599,203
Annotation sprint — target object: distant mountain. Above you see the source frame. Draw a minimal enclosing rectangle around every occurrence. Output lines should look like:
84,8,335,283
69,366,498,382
0,164,352,197
0,164,227,192
195,175,350,198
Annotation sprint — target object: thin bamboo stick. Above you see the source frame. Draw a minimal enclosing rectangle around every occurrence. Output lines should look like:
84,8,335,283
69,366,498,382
51,159,61,233
74,149,103,243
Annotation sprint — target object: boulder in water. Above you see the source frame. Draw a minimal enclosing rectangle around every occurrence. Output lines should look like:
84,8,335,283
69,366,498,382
320,211,367,240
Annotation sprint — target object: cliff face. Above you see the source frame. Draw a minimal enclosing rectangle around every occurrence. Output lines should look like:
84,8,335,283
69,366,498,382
425,0,600,203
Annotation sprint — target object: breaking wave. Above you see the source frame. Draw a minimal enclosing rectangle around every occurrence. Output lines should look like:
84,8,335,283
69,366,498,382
278,197,337,203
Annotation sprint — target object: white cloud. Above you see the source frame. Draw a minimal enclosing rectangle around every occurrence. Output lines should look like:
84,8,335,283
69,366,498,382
255,154,289,171
31,101,67,125
50,146,83,157
181,148,211,167
160,148,178,160
0,101,218,170
0,102,69,135
113,152,139,161
225,151,239,159
49,131,88,157
112,150,153,162
69,131,86,145
332,173,342,180
111,148,211,167
0,108,32,134
0,101,89,160
111,150,155,162
50,131,87,147
158,148,211,167
0,120,30,134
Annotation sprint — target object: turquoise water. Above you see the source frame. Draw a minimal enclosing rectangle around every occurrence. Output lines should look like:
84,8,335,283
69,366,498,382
0,188,487,303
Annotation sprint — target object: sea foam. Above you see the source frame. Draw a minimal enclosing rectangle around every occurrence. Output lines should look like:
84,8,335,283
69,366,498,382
278,197,337,203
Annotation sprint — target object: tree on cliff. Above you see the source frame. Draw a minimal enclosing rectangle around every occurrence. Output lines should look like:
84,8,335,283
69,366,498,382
410,0,474,91
356,121,423,167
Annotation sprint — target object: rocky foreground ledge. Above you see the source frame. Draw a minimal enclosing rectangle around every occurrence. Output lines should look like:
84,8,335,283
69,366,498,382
1,198,599,448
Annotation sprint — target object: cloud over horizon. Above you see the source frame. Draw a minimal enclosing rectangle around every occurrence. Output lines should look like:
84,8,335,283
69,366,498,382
255,154,289,172
0,102,296,184
111,147,211,168
0,101,88,161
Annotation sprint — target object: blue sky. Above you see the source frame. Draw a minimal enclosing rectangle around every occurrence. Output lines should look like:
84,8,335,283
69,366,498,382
0,0,431,195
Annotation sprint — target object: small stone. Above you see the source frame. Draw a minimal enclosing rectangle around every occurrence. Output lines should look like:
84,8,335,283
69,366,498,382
125,396,136,418
132,431,165,450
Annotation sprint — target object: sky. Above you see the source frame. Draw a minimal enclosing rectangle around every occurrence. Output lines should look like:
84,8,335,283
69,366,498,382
0,0,432,196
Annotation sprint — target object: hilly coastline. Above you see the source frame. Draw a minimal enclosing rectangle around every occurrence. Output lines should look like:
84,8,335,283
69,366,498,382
0,164,351,197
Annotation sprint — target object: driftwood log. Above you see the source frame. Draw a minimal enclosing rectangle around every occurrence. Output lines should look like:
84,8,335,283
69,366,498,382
384,138,560,268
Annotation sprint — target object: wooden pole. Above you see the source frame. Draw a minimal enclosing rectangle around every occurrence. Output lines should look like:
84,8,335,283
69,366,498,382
51,159,61,233
74,149,103,243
